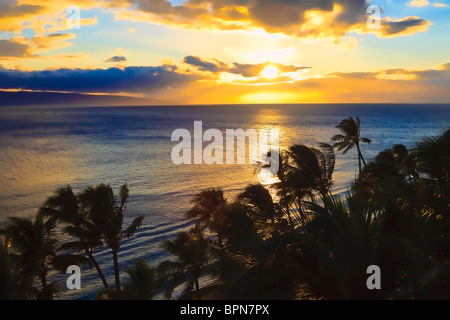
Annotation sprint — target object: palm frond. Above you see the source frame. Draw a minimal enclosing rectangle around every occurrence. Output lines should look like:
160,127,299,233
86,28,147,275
360,137,372,144
52,254,91,271
122,215,144,239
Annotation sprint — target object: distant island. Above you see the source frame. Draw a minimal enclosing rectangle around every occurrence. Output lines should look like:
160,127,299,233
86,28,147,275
0,90,166,107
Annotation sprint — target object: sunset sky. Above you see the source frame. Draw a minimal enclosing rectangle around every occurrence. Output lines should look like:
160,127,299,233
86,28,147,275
1,0,449,104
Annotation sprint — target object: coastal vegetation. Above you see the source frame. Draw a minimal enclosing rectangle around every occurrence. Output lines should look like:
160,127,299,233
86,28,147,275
1,118,449,300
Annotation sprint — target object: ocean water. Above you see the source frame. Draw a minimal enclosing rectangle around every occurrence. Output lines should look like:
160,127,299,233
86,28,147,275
0,104,448,299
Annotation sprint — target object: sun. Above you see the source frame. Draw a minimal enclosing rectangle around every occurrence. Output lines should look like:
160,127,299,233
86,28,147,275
260,65,280,79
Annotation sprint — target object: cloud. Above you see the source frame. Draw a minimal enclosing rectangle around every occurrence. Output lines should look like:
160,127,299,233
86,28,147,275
285,63,450,102
183,55,310,77
0,33,75,60
0,0,98,34
169,62,450,104
409,0,429,7
112,0,431,39
0,0,44,20
30,33,76,51
183,55,224,73
0,65,197,94
1,62,450,104
380,16,431,37
0,38,32,58
105,55,127,63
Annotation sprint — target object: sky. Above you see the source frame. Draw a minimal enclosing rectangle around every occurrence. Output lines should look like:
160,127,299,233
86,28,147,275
0,0,450,105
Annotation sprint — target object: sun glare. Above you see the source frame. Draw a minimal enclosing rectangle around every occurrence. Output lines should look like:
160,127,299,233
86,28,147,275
260,65,280,79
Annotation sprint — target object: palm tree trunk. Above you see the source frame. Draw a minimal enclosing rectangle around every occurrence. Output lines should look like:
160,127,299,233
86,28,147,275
85,249,109,288
356,143,367,167
112,249,121,291
217,230,223,250
286,205,292,225
194,270,201,299
39,273,47,290
356,143,366,175
358,156,362,175
39,269,53,300
195,277,200,292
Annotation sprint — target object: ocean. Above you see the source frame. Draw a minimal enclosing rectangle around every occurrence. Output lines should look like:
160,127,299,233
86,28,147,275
0,103,448,299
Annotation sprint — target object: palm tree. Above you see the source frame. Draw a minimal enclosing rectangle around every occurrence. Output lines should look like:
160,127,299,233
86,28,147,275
414,128,450,194
157,226,209,299
311,143,336,201
331,116,372,175
78,183,144,292
97,258,157,300
122,258,157,299
0,215,60,299
274,144,335,226
298,194,377,299
392,144,418,182
237,183,277,224
0,238,21,299
279,144,320,226
38,186,109,288
208,200,299,299
186,188,227,248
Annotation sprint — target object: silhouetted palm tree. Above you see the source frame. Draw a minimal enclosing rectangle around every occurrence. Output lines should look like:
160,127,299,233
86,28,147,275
209,200,299,299
122,258,157,299
97,258,157,300
0,215,60,299
332,117,371,175
311,143,336,201
237,183,277,224
186,188,227,248
0,239,20,299
299,194,377,299
279,144,320,226
352,147,414,221
158,226,209,299
414,129,450,196
274,144,335,225
392,144,418,182
79,183,144,291
39,186,109,288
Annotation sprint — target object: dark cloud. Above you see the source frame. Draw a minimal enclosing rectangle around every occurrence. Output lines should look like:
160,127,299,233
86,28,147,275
105,55,127,63
248,0,334,29
184,56,310,77
0,65,197,93
183,55,224,72
382,17,430,36
0,39,31,58
0,34,75,59
0,0,44,19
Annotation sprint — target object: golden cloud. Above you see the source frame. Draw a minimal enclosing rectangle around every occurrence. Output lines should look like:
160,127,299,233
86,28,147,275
111,0,431,39
0,0,98,34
